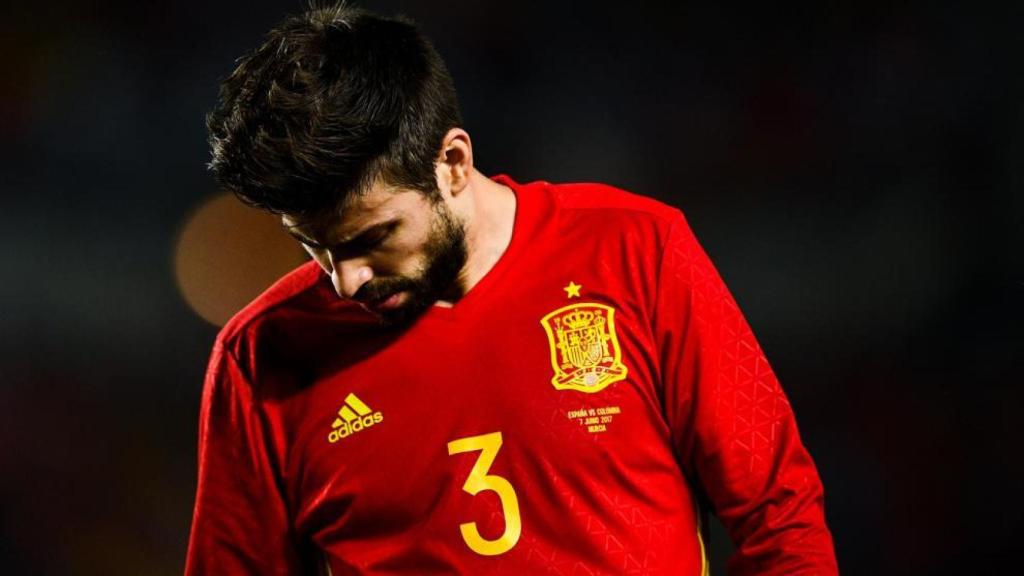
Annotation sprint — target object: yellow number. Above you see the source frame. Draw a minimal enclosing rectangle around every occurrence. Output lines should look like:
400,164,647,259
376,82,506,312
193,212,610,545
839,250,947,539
446,431,522,556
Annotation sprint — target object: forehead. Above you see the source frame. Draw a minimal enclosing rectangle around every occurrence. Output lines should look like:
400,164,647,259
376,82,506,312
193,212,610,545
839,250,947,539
280,184,424,241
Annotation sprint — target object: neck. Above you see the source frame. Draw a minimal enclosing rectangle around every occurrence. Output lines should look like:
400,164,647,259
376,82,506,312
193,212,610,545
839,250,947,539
443,169,517,303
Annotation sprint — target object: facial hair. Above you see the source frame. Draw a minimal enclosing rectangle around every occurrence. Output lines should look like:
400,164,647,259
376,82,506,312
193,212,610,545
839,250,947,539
354,200,468,326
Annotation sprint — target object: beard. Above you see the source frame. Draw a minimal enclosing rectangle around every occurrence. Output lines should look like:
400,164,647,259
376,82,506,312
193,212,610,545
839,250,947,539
353,200,468,326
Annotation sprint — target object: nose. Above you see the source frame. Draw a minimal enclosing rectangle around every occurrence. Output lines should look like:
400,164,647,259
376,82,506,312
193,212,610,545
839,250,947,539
330,259,374,300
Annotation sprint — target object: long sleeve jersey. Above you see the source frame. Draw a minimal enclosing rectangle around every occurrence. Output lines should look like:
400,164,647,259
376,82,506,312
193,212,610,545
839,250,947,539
186,175,838,575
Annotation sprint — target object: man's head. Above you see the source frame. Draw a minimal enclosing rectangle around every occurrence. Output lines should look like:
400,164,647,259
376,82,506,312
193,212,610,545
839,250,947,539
206,2,469,324
282,179,469,325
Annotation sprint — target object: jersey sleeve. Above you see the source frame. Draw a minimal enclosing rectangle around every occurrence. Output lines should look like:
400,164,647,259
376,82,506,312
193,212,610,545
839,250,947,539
185,339,308,575
653,212,838,575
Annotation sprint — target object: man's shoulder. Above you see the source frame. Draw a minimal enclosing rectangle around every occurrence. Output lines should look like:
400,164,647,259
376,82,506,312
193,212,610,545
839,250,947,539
543,180,682,223
214,260,366,350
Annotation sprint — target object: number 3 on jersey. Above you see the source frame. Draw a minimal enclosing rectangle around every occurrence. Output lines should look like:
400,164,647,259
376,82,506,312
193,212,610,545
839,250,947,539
446,431,522,556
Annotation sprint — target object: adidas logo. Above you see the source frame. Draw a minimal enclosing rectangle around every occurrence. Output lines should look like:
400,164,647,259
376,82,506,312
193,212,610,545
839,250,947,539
328,393,384,443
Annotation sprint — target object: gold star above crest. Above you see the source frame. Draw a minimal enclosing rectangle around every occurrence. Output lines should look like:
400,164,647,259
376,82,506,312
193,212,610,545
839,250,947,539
563,281,582,298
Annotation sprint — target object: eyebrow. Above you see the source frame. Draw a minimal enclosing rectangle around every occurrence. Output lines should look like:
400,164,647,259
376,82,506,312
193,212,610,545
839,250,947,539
285,220,396,250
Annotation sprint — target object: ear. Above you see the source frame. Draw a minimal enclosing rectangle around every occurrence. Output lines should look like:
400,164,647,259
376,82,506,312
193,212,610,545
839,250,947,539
437,128,473,195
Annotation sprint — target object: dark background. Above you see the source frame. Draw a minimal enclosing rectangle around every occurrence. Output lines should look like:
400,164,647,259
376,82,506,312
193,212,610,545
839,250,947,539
3,1,1022,574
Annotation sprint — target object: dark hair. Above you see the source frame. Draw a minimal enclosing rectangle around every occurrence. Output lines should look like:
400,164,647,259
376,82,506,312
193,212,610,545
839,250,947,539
206,1,462,216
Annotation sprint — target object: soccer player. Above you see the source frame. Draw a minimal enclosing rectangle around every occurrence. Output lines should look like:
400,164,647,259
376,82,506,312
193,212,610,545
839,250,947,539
186,3,838,574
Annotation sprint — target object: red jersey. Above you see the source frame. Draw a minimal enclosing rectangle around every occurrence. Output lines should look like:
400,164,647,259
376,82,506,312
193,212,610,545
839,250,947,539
186,176,837,575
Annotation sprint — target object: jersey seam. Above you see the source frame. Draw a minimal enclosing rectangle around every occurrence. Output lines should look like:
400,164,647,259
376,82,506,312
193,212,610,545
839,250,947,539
217,262,323,346
652,213,682,322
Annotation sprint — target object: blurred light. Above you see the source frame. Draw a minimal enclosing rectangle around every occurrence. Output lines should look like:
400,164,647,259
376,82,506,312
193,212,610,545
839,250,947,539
174,193,307,326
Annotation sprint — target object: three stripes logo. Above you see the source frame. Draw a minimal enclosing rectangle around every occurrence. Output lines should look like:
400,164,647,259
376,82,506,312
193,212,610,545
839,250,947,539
328,393,384,443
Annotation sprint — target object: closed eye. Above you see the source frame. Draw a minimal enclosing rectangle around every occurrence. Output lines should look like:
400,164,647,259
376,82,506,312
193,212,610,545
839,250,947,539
290,220,399,256
350,222,396,250
347,221,398,253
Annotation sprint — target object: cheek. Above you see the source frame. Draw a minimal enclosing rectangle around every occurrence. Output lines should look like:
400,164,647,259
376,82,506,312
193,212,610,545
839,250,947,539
375,239,431,277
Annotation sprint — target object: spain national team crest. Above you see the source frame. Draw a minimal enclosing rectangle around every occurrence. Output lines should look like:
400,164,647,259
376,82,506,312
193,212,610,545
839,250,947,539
541,302,629,393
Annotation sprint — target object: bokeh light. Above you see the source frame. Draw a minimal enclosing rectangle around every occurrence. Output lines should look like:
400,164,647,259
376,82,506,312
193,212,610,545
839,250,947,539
174,192,307,326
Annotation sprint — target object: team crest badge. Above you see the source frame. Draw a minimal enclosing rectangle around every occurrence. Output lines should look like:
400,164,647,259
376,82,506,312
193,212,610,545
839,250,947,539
541,302,629,393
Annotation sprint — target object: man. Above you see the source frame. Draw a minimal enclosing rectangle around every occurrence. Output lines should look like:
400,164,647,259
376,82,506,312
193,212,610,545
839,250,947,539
186,3,838,574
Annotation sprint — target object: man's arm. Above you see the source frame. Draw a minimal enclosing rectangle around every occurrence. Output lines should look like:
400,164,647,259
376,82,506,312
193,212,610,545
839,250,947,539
185,340,306,575
653,212,838,575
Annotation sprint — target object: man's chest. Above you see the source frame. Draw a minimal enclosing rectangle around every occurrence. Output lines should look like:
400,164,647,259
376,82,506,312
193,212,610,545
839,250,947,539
260,271,701,573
